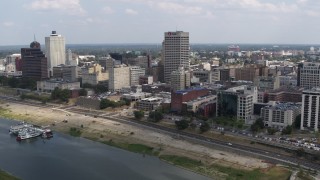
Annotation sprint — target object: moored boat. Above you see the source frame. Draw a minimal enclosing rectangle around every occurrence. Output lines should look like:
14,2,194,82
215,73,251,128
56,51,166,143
42,129,53,138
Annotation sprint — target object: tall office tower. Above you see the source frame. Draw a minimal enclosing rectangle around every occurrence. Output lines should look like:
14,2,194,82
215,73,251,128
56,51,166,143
21,41,48,81
162,31,189,83
45,31,66,76
301,88,320,132
297,62,320,89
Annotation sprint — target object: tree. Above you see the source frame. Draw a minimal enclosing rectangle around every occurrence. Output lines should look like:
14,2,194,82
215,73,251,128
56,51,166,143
149,111,163,122
0,76,8,86
79,88,88,96
18,77,36,90
60,89,71,102
199,122,210,133
250,118,265,133
134,110,144,120
267,128,277,135
251,124,260,133
100,99,110,109
282,125,293,135
51,88,71,102
175,120,189,130
94,84,108,94
8,77,19,88
51,87,61,100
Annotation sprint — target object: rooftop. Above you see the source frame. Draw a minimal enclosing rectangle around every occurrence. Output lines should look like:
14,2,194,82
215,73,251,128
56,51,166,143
264,102,301,111
175,87,206,94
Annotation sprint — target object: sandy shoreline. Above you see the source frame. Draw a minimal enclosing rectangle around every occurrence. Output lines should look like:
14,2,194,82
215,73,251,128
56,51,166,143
0,101,270,171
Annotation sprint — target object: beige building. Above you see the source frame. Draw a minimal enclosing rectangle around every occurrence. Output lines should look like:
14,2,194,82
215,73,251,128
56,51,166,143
254,74,280,91
130,66,145,86
52,65,78,82
170,66,191,91
82,64,108,85
109,65,130,91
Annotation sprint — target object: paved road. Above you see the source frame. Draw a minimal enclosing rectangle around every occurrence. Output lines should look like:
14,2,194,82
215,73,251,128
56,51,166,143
1,95,319,172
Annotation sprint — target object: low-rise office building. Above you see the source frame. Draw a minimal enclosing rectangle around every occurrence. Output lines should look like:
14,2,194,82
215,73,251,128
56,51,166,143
136,97,163,111
261,102,301,129
37,80,80,92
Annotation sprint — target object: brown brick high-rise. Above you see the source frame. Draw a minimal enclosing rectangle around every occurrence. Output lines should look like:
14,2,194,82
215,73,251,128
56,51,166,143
21,41,48,81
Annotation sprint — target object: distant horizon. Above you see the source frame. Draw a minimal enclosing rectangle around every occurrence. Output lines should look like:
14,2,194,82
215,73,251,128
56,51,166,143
1,42,320,48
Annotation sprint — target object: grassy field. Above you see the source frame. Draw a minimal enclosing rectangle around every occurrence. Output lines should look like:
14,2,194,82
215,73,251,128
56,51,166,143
0,169,20,180
160,155,292,180
0,106,31,121
102,140,159,156
69,127,82,137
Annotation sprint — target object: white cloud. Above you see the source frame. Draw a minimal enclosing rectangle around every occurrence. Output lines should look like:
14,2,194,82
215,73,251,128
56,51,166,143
3,22,15,27
125,8,138,15
28,0,86,16
102,6,115,14
156,2,203,15
306,10,320,17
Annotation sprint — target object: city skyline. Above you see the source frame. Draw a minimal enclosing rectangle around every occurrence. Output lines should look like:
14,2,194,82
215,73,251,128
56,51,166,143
1,0,320,45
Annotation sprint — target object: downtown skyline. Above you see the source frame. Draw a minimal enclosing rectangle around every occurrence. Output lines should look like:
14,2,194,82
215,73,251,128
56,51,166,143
1,0,320,45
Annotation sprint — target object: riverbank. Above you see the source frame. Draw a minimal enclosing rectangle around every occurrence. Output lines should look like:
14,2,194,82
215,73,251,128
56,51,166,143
0,169,20,180
0,101,292,179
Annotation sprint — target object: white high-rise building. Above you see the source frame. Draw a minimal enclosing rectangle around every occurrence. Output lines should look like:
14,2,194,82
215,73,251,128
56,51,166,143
301,88,320,131
109,65,130,91
162,31,189,83
45,31,66,76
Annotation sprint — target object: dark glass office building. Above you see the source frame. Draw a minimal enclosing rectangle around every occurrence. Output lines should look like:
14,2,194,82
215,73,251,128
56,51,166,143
21,41,48,81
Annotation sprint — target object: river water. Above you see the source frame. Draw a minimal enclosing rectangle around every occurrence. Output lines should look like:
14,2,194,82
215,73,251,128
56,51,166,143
0,118,211,180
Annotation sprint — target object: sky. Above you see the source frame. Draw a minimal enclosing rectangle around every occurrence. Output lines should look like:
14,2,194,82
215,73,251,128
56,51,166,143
1,0,320,45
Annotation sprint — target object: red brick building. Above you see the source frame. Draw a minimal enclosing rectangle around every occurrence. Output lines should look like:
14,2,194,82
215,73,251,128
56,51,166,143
171,88,209,112
267,87,303,103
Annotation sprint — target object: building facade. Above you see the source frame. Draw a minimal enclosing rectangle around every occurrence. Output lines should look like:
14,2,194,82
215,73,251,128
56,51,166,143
136,97,163,111
171,88,209,112
82,64,108,85
130,66,145,86
45,31,66,76
163,31,189,83
268,87,303,103
254,75,280,91
170,66,191,91
21,41,48,81
298,62,320,89
261,103,301,129
37,80,80,92
53,65,78,82
217,85,258,123
108,65,130,91
301,88,320,131
235,66,260,82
